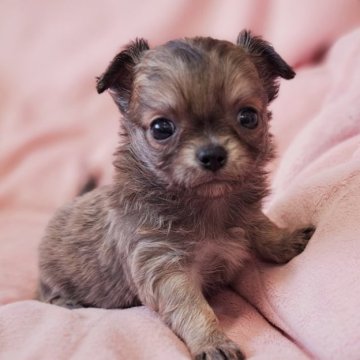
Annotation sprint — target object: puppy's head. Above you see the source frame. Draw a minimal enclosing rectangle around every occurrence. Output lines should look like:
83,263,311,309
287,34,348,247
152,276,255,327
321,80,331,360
97,31,295,198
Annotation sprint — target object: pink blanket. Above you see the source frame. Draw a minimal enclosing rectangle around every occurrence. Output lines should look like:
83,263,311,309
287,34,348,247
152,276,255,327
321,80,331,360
1,1,360,359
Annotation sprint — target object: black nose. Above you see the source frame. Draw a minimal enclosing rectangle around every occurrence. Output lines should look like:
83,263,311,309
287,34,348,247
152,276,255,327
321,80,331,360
196,145,228,172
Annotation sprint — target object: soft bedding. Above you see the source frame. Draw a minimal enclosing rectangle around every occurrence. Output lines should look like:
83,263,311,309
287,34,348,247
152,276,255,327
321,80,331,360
1,1,360,359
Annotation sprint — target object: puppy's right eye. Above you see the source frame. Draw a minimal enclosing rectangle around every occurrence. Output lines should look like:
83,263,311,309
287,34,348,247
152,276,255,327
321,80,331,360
150,118,176,140
237,107,258,129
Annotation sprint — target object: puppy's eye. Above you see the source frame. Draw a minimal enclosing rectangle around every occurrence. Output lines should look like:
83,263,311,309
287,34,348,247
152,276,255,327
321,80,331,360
150,118,176,140
237,107,259,129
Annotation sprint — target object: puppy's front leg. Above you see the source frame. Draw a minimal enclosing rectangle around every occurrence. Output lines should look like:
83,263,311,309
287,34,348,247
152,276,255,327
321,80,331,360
249,213,315,264
131,242,244,360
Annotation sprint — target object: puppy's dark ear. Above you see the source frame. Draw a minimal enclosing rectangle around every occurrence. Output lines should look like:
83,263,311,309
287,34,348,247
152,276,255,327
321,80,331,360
96,38,150,113
237,30,295,102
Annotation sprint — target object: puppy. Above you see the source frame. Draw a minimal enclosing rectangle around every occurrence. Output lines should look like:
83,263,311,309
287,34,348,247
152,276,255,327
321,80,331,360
38,30,313,360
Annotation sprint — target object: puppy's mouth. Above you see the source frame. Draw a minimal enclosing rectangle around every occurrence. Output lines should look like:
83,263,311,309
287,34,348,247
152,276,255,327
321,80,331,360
192,179,236,198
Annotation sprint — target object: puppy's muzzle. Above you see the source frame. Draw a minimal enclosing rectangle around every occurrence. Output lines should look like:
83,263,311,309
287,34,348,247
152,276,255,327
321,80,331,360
196,145,227,172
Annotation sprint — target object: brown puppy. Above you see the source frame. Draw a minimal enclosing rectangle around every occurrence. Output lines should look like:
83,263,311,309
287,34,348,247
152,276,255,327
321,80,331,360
38,31,313,359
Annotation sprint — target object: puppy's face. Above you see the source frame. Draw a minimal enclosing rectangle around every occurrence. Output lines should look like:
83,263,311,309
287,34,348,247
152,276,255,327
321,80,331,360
97,32,295,197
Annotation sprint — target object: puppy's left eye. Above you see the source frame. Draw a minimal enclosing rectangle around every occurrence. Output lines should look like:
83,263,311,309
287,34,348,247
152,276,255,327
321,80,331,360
150,118,176,140
237,108,259,129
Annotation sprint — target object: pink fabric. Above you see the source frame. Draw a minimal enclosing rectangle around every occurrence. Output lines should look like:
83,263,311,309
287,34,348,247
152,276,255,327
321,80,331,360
1,1,360,359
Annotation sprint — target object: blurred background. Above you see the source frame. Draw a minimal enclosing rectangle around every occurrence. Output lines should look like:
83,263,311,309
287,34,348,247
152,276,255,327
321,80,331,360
1,0,360,299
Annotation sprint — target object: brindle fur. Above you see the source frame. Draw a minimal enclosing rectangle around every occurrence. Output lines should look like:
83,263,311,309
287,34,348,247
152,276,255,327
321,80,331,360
38,30,313,360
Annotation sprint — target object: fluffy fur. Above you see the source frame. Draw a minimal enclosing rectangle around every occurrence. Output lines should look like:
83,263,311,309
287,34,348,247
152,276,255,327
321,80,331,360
38,30,312,360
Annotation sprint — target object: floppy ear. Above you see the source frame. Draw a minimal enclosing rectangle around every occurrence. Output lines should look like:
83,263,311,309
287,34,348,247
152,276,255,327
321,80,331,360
96,38,150,113
237,30,295,102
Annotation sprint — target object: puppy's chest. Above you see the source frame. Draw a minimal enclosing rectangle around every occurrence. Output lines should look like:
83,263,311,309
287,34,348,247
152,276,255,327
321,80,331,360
190,230,250,290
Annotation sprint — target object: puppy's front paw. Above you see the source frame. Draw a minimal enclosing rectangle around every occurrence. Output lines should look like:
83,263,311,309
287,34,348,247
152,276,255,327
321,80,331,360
258,225,315,264
279,225,315,263
194,337,244,360
290,226,315,253
300,226,316,241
